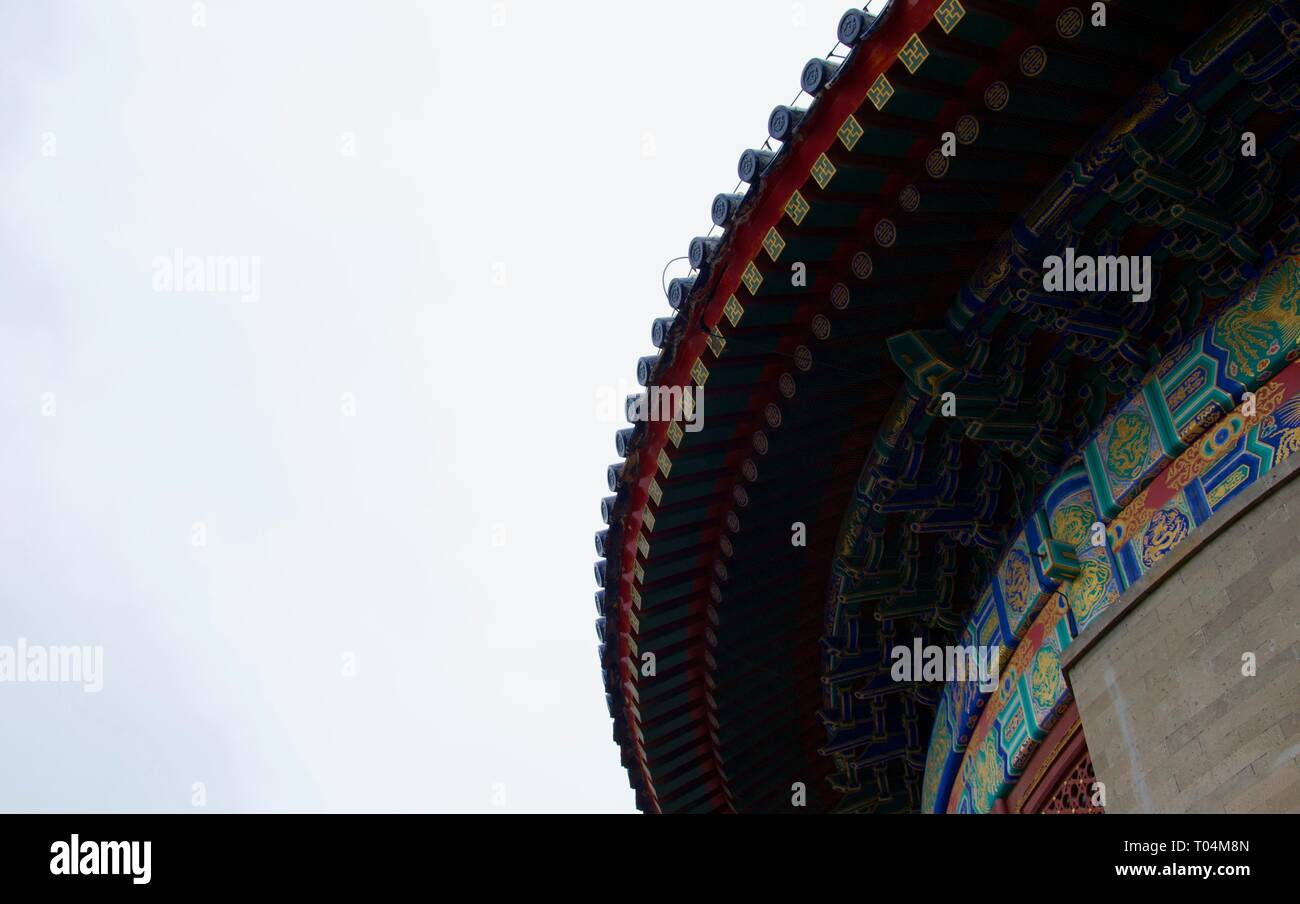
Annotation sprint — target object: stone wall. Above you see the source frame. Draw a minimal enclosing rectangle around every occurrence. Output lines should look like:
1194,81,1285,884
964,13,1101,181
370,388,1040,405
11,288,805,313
1065,463,1300,813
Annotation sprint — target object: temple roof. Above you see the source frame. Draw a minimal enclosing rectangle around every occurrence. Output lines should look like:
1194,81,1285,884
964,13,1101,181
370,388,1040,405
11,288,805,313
593,0,1277,812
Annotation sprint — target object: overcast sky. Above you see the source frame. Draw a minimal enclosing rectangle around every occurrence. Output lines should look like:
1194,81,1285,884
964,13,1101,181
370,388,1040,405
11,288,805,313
0,0,867,812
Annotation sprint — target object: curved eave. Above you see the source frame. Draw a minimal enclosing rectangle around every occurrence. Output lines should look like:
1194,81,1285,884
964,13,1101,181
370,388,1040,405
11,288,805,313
595,0,1244,813
607,0,951,813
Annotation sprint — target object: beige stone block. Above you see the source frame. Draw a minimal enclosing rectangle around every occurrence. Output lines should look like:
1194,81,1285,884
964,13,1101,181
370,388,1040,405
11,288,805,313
1227,567,1277,612
1202,593,1266,645
1250,513,1300,565
1166,735,1205,792
1161,714,1209,759
1264,766,1300,813
1268,548,1300,588
1176,724,1284,803
1195,665,1297,753
1209,542,1258,585
1225,758,1300,813
1178,763,1255,814
1275,707,1300,744
1240,598,1300,649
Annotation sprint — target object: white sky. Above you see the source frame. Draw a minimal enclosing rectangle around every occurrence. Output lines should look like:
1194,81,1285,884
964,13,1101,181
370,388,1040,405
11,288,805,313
0,0,856,812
